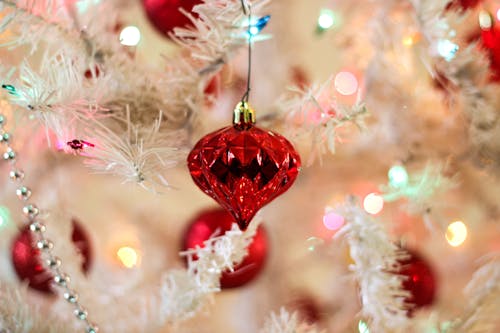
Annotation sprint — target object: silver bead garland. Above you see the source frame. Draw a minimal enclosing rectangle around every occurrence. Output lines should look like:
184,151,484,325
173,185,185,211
0,113,99,332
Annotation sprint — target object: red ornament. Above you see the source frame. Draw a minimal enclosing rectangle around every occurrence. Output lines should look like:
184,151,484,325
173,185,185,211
182,208,268,288
187,102,301,230
397,250,437,314
11,219,92,294
204,73,221,106
142,0,202,38
84,66,101,79
480,23,500,82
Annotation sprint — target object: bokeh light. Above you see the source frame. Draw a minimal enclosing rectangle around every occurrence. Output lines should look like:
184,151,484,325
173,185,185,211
363,193,384,215
317,9,335,30
306,237,325,252
388,165,409,188
116,246,141,268
323,210,345,231
0,206,11,228
120,26,141,46
437,40,459,61
402,33,420,47
334,71,358,95
497,8,500,21
446,221,467,247
479,10,493,30
358,320,370,333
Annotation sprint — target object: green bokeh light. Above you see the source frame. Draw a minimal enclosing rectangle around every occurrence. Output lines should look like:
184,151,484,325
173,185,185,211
388,165,409,188
358,320,370,333
0,206,12,228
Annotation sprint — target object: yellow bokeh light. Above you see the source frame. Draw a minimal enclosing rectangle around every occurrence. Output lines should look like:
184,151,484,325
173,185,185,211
116,246,140,268
402,33,421,47
446,221,467,247
363,193,384,215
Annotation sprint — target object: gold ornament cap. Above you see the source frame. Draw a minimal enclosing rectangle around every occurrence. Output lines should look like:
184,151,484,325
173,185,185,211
233,101,256,127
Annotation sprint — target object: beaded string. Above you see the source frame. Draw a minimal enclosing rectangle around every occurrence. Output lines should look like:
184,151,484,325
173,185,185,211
0,113,98,333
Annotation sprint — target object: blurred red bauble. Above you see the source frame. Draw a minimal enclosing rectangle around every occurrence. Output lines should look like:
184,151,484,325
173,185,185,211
182,208,268,289
142,0,202,37
397,250,437,314
480,23,500,82
203,73,221,106
11,219,92,294
84,66,101,80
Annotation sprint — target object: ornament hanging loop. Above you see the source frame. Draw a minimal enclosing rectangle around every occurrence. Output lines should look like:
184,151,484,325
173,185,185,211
233,101,256,128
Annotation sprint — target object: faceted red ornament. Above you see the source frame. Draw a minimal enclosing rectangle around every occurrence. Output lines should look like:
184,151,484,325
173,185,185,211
397,250,437,314
11,219,92,294
142,0,202,38
182,208,268,288
187,103,301,230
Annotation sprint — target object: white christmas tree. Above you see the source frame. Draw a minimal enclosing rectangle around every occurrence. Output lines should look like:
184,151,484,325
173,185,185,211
0,0,499,332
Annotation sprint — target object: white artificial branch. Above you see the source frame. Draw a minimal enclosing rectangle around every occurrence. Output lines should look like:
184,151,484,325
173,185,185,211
0,51,105,146
279,78,368,165
334,199,411,332
172,0,270,75
0,0,81,53
451,254,500,333
83,110,184,191
260,308,321,333
0,282,63,333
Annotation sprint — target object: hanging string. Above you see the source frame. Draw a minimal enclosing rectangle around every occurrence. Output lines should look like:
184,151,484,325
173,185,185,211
240,0,252,103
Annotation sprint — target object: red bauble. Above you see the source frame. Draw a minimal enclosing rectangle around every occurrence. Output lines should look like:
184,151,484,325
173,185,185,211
142,0,202,37
204,74,221,106
397,250,437,313
182,208,268,288
187,103,301,230
11,219,92,294
480,24,500,82
84,66,101,79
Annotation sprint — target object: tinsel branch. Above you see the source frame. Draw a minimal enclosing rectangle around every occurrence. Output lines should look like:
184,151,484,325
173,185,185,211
0,0,81,53
172,0,270,74
1,52,105,144
259,308,321,333
0,283,62,333
279,78,368,165
334,199,410,332
159,218,262,323
451,254,500,333
83,110,184,192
